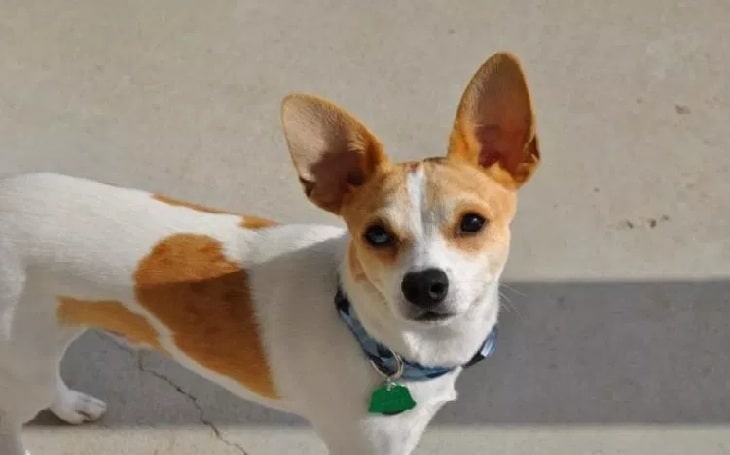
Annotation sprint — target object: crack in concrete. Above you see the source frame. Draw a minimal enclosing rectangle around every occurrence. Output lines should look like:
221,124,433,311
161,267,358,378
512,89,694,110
101,333,248,454
137,355,249,455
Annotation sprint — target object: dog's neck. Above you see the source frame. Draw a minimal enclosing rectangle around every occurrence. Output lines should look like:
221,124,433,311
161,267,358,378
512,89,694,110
338,252,499,368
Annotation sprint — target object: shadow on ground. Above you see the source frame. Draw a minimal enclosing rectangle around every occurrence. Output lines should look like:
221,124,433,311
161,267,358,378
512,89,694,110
30,279,730,428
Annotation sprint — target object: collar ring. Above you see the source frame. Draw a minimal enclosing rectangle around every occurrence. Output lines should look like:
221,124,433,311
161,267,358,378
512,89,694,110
369,349,404,383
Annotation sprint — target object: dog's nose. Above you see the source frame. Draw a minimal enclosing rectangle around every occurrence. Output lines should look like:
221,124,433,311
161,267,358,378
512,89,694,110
401,268,449,309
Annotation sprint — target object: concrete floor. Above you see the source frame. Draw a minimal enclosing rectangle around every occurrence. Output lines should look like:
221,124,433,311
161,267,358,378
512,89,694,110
1,0,729,453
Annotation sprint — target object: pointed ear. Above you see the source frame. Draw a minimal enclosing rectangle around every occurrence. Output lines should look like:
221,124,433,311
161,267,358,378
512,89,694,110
447,53,540,188
281,94,388,214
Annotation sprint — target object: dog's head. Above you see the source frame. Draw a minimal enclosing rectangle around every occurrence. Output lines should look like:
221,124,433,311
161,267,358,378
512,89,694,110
282,53,538,329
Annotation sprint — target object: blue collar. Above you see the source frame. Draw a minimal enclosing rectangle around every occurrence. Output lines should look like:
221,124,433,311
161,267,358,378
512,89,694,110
335,287,497,381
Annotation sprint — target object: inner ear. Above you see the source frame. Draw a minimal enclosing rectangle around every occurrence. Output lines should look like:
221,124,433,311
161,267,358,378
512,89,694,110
301,147,370,211
281,94,387,213
448,53,539,188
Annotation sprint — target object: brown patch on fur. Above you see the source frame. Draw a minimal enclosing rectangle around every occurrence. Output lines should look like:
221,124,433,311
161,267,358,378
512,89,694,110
424,158,516,256
281,94,388,214
339,157,515,295
239,216,277,230
133,233,278,399
339,164,416,289
57,297,164,351
343,165,415,259
348,241,367,282
153,194,228,214
448,53,539,188
154,194,277,230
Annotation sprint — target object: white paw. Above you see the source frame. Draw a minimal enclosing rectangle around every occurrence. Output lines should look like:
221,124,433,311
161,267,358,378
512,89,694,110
50,390,107,425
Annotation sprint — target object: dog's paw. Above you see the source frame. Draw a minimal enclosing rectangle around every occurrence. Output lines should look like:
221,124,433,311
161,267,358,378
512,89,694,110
51,390,107,425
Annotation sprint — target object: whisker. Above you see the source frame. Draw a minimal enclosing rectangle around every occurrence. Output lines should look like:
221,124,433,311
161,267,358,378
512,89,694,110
498,289,523,318
500,282,527,297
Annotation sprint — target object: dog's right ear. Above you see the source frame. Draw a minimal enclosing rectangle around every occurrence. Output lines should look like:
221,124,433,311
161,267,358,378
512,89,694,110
281,94,388,214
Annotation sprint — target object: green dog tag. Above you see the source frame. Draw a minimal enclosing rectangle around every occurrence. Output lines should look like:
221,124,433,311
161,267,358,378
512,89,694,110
368,382,417,415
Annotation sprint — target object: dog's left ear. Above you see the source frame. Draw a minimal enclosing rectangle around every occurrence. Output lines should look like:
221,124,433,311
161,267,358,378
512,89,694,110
281,94,388,214
447,53,539,188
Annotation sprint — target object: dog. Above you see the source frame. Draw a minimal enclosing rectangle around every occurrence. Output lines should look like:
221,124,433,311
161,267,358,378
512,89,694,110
0,52,539,455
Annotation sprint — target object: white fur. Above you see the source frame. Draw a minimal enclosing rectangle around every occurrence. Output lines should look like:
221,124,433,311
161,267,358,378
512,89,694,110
344,165,501,369
0,172,501,455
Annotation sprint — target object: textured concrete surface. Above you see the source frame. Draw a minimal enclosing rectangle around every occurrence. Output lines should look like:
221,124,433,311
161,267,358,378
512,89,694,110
1,0,729,453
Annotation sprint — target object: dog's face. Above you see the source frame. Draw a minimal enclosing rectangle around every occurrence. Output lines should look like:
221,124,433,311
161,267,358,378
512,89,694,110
282,53,539,327
339,159,518,324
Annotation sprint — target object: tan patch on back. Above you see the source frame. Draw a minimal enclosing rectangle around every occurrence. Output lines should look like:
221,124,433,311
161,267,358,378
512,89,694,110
133,233,278,399
153,194,228,214
57,297,164,351
153,194,277,230
239,216,277,229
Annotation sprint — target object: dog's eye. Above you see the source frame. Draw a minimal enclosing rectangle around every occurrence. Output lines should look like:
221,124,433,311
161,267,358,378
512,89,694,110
364,224,395,247
458,213,487,234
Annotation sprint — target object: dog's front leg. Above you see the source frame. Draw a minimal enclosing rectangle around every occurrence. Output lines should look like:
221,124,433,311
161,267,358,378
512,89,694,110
313,402,441,455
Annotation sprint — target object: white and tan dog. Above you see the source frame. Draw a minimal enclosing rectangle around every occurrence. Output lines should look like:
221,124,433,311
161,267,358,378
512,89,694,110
0,53,539,455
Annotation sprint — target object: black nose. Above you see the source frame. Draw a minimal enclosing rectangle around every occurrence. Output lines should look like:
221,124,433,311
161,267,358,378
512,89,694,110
401,268,449,309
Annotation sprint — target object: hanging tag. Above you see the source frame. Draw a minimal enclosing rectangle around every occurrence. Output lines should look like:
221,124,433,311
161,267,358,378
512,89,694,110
368,380,417,415
367,352,416,415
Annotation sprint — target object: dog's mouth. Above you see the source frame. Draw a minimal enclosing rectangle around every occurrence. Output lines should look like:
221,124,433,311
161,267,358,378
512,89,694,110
414,310,456,323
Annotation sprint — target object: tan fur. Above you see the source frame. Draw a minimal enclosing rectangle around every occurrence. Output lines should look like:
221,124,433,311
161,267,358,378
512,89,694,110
348,242,367,282
447,53,540,188
339,164,413,291
283,54,537,297
57,297,164,352
132,233,278,399
281,94,388,213
153,194,277,230
0,53,540,455
56,234,278,398
153,194,229,214
239,216,277,230
340,159,516,292
423,158,516,256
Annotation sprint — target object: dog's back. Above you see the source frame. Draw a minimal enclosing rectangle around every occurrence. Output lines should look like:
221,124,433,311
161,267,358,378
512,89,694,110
0,172,350,433
0,173,274,428
0,173,247,284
